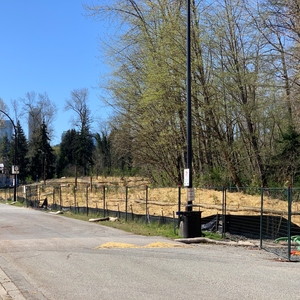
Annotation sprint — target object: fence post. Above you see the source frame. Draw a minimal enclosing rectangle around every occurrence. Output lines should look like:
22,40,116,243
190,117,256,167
25,186,28,207
125,186,128,222
145,185,148,223
130,204,134,221
178,186,181,228
59,185,62,210
260,187,264,249
37,185,40,203
86,185,89,216
53,187,55,208
73,186,77,214
288,186,292,261
103,185,106,217
222,186,227,238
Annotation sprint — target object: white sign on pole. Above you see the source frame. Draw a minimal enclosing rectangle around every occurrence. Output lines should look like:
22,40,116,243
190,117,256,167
12,165,19,174
184,169,190,187
187,187,195,201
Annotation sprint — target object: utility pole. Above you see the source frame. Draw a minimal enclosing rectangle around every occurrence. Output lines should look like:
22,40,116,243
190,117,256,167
186,0,194,211
178,0,201,238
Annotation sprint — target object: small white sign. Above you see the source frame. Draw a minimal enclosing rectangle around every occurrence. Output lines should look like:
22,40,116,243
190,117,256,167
12,165,19,174
187,187,195,201
184,169,190,187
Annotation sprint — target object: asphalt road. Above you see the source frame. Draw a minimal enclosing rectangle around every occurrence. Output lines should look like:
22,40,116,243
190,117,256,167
0,203,299,300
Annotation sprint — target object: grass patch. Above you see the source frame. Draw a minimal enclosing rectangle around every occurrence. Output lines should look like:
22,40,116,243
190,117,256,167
62,211,222,240
3,202,222,241
63,211,179,238
202,231,223,240
102,220,179,239
2,200,24,207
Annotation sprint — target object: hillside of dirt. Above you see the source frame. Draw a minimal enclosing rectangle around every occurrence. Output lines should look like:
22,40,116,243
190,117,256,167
33,176,300,218
2,176,300,225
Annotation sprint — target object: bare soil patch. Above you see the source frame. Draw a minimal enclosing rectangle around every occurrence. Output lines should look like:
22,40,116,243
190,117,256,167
5,176,300,226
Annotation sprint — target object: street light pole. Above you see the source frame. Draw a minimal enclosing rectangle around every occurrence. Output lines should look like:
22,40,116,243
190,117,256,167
178,1,202,238
186,0,193,212
0,110,17,202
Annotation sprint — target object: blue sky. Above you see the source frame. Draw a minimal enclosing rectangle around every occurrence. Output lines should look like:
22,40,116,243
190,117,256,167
0,1,110,145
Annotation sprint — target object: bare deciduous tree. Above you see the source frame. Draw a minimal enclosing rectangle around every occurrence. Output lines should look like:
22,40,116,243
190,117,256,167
64,88,92,132
21,91,57,141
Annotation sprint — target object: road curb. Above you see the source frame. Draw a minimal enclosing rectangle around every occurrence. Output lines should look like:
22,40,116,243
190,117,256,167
175,237,259,247
0,267,25,300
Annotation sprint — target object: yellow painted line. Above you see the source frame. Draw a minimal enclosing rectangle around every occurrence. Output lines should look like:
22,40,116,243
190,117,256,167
95,241,192,249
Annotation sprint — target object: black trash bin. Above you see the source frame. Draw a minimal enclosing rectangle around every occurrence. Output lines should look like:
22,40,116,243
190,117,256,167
181,211,202,238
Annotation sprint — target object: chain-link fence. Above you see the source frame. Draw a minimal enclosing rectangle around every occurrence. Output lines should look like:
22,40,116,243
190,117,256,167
15,183,183,224
259,187,300,261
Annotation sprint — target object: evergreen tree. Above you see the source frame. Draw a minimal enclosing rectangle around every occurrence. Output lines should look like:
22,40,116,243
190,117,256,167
39,121,55,180
74,125,94,176
29,121,55,182
14,121,29,181
57,127,94,178
0,134,11,174
94,131,112,176
269,126,300,186
56,129,78,177
64,88,94,177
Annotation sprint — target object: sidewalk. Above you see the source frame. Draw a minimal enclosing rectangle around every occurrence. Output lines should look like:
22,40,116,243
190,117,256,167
0,267,25,300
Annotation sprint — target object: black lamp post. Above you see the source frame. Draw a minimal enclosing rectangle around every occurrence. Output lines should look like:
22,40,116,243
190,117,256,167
186,0,193,212
177,1,202,238
0,110,17,202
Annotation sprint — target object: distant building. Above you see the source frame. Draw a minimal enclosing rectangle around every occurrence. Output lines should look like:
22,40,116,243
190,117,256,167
0,120,13,140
